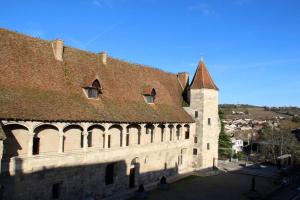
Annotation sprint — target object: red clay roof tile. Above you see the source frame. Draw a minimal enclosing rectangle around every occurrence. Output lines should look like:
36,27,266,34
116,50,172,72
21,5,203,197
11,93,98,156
0,28,193,123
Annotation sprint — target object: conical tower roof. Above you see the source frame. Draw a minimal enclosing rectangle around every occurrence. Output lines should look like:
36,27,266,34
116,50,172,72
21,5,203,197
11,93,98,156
190,59,218,90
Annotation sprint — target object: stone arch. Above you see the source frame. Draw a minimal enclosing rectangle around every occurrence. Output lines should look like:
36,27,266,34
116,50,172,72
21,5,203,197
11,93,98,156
175,124,182,140
158,124,166,142
168,124,174,141
108,124,123,148
63,124,83,151
129,157,140,188
87,124,105,148
127,124,141,146
183,124,190,139
34,124,59,155
2,124,29,158
145,124,154,144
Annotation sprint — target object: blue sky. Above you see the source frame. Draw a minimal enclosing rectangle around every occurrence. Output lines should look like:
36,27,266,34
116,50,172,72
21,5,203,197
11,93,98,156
1,0,300,107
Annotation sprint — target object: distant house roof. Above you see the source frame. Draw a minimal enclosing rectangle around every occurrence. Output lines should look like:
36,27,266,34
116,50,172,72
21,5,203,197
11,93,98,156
0,28,193,123
190,60,218,90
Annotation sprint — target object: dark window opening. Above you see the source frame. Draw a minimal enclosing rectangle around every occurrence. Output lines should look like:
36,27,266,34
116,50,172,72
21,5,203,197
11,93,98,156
85,79,102,99
185,130,190,139
33,137,40,155
208,118,211,125
176,127,180,140
195,111,198,118
161,128,164,142
103,134,105,148
105,163,114,185
126,134,129,146
193,148,198,155
138,132,141,145
129,167,135,188
170,128,173,141
207,143,210,150
80,133,84,148
150,131,154,143
108,135,111,148
52,183,61,199
87,88,99,98
87,132,92,147
194,137,198,143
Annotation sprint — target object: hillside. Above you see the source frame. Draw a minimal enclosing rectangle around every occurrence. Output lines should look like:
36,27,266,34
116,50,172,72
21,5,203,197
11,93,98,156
219,104,300,141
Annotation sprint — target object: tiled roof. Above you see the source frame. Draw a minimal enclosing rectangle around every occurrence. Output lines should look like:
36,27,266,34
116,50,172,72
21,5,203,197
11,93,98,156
0,28,193,123
190,60,218,90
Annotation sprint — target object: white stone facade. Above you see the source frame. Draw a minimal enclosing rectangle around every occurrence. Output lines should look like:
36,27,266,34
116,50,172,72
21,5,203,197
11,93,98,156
0,120,196,199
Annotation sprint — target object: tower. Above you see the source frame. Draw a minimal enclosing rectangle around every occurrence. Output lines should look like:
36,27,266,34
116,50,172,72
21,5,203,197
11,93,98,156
184,58,220,169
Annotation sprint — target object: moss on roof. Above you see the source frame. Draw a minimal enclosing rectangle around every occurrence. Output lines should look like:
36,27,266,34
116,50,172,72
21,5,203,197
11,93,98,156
0,28,193,123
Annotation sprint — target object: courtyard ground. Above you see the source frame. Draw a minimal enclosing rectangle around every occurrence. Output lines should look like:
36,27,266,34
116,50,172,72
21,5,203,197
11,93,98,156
140,173,275,200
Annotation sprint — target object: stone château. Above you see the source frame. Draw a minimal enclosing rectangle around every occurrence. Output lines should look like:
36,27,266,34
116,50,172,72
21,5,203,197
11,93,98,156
0,28,220,200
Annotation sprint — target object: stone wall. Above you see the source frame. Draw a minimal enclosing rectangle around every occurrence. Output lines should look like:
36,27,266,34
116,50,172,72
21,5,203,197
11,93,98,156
0,120,194,200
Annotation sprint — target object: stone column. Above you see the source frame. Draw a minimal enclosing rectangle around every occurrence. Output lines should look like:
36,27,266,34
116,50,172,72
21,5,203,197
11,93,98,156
103,123,110,149
153,124,158,143
162,124,167,142
0,140,3,173
121,124,127,147
140,123,146,145
82,123,89,151
58,127,64,153
27,129,34,156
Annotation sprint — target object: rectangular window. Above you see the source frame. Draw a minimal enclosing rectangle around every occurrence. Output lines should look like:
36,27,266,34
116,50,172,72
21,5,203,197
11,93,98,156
193,148,198,155
52,183,61,199
161,128,164,142
33,137,40,155
207,143,210,150
195,111,198,118
208,118,211,125
185,130,190,139
87,88,99,98
126,134,129,146
105,163,114,185
108,135,111,148
145,95,154,103
194,137,198,143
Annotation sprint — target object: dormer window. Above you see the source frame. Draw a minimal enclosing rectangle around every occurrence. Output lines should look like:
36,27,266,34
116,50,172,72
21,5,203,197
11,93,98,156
84,79,102,99
145,95,154,103
142,86,156,104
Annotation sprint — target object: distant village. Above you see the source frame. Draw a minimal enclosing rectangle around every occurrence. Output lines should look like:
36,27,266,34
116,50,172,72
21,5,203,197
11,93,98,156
222,110,287,154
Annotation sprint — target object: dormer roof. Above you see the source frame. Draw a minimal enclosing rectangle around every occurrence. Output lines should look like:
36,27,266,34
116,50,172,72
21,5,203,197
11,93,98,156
190,59,218,90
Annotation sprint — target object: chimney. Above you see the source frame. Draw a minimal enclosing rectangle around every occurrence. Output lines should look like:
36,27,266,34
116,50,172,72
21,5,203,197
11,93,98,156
99,52,107,66
51,39,64,61
177,72,189,89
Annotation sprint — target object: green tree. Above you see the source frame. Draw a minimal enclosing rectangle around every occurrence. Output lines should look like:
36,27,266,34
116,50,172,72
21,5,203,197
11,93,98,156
218,110,233,158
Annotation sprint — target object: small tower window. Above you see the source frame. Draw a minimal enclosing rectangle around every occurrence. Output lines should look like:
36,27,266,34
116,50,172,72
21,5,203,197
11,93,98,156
193,148,198,155
84,79,102,99
195,111,198,118
208,118,211,125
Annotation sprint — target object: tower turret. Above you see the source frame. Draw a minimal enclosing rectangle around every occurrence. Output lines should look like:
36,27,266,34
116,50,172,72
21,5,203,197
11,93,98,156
184,58,220,169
